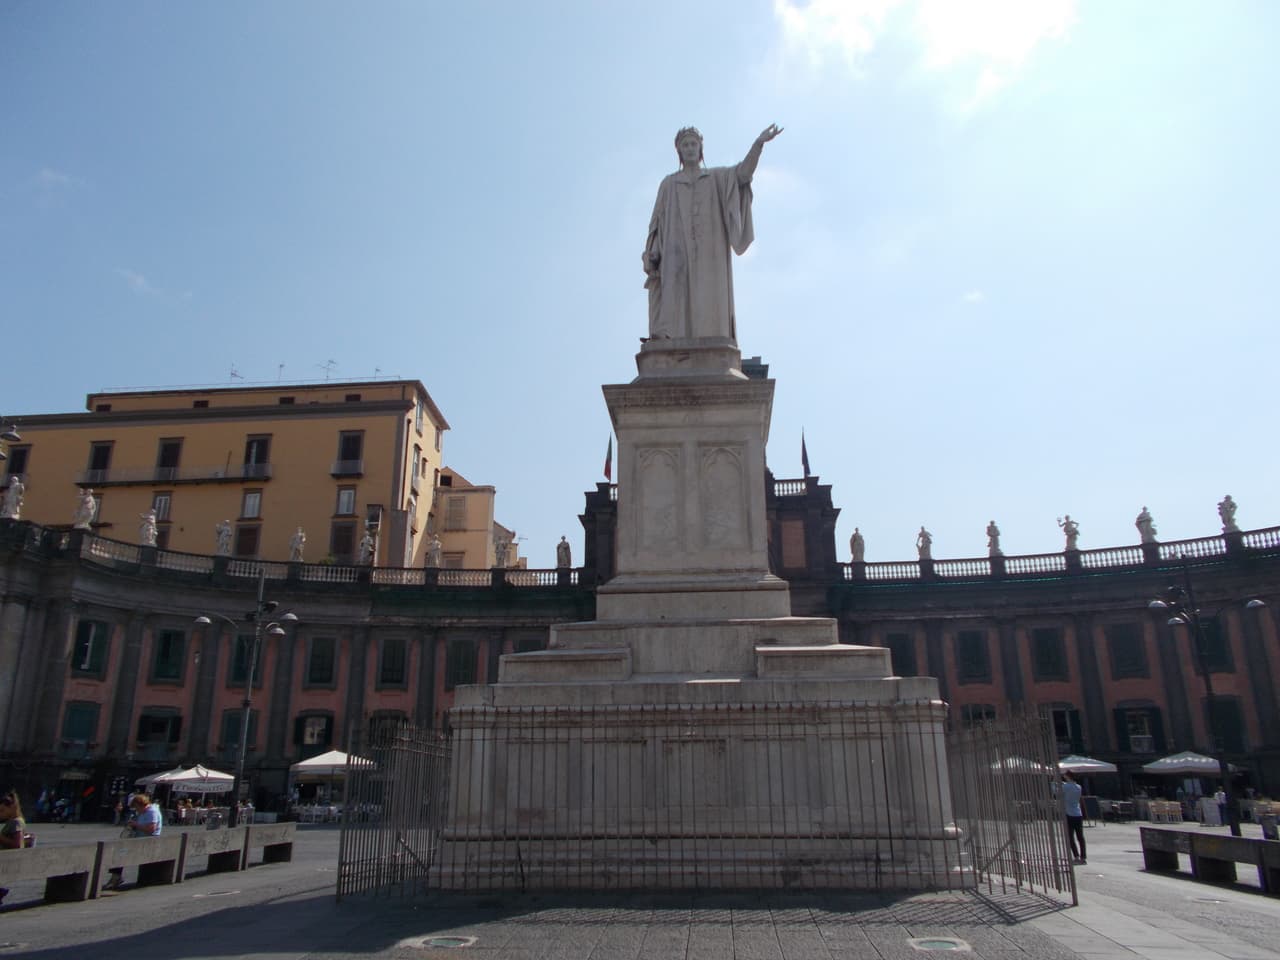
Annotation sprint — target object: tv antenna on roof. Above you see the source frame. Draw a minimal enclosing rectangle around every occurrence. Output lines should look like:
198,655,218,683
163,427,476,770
316,360,337,381
277,363,285,381
229,364,243,382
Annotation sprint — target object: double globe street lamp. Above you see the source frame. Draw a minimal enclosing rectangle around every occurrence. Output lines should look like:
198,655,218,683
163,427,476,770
1148,561,1266,837
195,569,297,826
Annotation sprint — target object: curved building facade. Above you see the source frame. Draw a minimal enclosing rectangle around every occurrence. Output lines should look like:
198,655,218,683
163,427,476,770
2,476,1278,817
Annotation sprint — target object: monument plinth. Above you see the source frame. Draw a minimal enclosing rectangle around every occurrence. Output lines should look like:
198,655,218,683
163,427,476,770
441,124,961,891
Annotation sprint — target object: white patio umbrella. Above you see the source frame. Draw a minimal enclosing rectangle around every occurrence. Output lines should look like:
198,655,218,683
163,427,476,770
154,763,235,794
1141,751,1237,776
134,765,186,788
1059,755,1119,775
289,749,373,781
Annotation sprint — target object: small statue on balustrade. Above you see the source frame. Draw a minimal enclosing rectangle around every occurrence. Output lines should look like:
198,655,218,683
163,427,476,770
215,520,233,556
72,489,97,530
1,476,23,520
494,537,509,569
849,528,865,563
1218,494,1239,533
289,526,306,562
358,525,377,565
916,526,932,561
556,535,571,568
138,509,158,547
1135,506,1157,544
986,521,1002,557
1057,515,1080,551
426,536,443,568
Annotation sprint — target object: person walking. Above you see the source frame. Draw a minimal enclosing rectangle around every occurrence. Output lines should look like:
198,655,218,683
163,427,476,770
1061,771,1086,864
104,792,163,891
0,789,28,904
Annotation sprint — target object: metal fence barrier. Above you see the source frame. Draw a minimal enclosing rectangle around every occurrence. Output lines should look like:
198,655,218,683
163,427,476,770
339,703,1074,903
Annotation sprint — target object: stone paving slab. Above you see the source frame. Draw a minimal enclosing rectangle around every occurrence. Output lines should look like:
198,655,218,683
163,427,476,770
3,820,1280,959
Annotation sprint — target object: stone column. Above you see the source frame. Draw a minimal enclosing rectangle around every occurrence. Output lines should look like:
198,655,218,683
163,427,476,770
265,625,298,762
924,621,948,704
1237,607,1280,746
415,628,439,727
107,614,148,757
1152,613,1193,748
186,622,222,758
1071,613,1110,752
343,626,369,746
1,598,48,752
30,599,80,756
485,629,504,685
996,618,1024,704
0,595,32,748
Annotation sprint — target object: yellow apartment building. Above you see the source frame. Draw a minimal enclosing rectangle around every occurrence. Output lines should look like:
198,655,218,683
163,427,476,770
435,468,524,569
3,380,454,566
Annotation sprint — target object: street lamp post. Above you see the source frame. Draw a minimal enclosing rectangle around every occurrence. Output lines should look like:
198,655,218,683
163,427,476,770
195,567,296,827
1148,559,1266,837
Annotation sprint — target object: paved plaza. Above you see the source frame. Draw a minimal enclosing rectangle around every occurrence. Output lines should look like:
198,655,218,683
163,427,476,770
1,820,1279,959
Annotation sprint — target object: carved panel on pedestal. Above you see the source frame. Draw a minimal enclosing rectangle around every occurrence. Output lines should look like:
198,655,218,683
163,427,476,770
699,444,748,551
636,446,682,553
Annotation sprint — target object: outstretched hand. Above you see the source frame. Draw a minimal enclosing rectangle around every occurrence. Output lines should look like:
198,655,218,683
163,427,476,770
757,123,784,144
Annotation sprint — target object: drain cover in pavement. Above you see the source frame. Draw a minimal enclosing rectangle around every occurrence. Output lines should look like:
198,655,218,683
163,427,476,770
909,938,972,952
397,935,477,949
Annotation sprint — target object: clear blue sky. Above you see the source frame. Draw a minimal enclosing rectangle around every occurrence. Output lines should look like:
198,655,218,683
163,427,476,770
4,1,1278,565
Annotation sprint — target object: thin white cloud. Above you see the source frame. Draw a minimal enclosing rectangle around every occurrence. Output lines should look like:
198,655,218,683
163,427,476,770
34,167,83,189
962,289,985,304
115,268,160,297
772,0,1076,111
773,0,898,71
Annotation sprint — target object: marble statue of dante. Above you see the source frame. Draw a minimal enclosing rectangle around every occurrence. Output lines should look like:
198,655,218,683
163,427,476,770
556,535,571,569
916,526,932,561
849,528,865,563
1,476,23,520
138,509,158,547
426,536,443,568
215,520,233,556
643,124,783,341
986,521,1003,558
72,489,97,530
289,526,306,562
1135,506,1157,544
1218,494,1239,533
1058,515,1080,551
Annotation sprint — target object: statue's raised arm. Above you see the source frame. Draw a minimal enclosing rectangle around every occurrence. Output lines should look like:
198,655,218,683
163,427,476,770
644,123,783,343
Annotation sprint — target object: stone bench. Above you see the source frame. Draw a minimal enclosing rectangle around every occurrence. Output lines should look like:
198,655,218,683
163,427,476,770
178,825,248,877
1140,827,1280,894
0,822,298,904
0,841,103,902
97,834,185,893
243,822,296,866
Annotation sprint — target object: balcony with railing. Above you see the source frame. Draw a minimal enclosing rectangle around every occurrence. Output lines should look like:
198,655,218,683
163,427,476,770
74,462,274,486
331,459,364,477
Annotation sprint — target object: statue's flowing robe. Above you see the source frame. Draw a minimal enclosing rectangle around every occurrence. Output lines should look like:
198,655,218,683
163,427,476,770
645,164,754,341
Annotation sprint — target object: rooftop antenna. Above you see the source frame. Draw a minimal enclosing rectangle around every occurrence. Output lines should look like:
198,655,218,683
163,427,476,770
229,364,243,382
316,360,337,381
374,367,382,379
277,363,285,382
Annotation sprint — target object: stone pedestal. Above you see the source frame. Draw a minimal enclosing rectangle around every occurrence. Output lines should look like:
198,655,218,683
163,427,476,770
441,338,961,890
